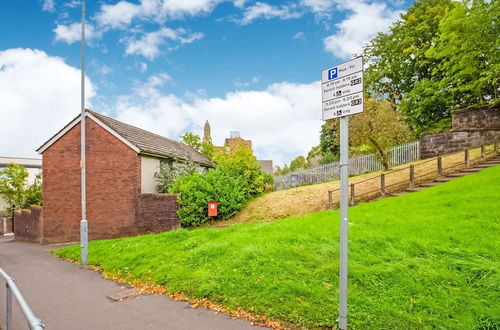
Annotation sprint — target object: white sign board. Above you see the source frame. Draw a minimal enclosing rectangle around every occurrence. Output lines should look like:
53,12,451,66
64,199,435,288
321,57,364,120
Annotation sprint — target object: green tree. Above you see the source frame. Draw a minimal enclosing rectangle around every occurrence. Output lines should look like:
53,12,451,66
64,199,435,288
180,132,202,150
363,0,458,104
213,145,267,197
290,156,307,172
350,99,412,169
363,0,498,135
0,163,29,209
320,119,340,156
180,132,215,159
426,0,500,107
23,173,43,208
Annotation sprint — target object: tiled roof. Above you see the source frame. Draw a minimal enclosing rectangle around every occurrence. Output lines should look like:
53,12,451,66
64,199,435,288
38,110,214,167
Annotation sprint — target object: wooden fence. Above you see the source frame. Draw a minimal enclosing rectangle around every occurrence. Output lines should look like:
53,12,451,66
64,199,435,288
327,143,498,209
274,141,420,190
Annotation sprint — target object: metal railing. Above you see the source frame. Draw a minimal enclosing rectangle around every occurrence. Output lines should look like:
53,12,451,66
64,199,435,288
0,268,44,330
274,141,420,190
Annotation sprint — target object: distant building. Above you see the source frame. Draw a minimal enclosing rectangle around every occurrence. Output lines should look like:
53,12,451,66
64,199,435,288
204,121,273,174
203,120,211,142
0,157,42,215
258,160,274,175
225,131,252,151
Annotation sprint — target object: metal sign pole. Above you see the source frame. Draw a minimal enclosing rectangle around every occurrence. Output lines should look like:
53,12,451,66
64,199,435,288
339,115,349,329
321,56,363,330
80,0,88,266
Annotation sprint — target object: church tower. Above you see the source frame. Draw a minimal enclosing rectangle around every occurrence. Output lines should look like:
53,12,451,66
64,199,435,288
203,120,211,142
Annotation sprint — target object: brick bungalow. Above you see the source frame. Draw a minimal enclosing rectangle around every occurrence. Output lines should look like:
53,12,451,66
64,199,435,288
30,109,213,244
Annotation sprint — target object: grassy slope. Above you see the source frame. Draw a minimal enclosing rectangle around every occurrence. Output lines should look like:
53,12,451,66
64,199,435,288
54,166,500,329
221,146,491,227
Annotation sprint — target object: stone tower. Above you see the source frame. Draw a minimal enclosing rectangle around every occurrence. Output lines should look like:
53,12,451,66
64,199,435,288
203,120,211,142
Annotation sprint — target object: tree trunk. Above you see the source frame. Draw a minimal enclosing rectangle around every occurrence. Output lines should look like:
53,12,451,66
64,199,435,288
368,137,390,170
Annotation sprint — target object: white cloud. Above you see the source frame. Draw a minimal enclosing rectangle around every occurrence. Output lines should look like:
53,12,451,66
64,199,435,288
323,1,402,58
123,28,204,60
53,22,100,44
111,79,322,166
95,0,246,27
95,1,142,29
43,0,56,12
301,0,336,13
0,48,95,158
139,62,148,73
293,31,306,40
233,76,260,88
239,2,302,25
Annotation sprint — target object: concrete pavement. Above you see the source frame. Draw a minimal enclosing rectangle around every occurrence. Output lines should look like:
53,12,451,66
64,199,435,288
0,236,265,330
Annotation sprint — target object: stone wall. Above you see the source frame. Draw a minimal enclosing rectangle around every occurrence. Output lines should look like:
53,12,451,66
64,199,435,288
14,206,43,243
136,194,181,234
420,106,500,159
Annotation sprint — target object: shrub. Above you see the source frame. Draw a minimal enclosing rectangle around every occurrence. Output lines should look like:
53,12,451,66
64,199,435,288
23,173,43,208
155,159,197,193
213,145,267,197
169,167,248,227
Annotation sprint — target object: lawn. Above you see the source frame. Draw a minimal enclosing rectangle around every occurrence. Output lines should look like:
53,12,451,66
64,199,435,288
221,144,495,227
54,166,500,329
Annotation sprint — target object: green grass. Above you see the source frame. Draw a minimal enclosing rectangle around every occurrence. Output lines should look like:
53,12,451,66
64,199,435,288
54,166,500,329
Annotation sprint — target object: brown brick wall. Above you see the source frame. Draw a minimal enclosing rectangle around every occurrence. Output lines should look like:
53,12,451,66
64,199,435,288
14,206,43,243
420,106,500,159
136,194,181,234
0,217,13,235
42,117,140,244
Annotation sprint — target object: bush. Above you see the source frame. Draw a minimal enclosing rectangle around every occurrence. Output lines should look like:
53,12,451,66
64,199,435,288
213,145,267,197
169,167,248,227
155,159,197,193
23,173,43,208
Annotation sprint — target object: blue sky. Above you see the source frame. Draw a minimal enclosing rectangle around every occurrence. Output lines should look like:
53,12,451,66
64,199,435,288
0,0,411,166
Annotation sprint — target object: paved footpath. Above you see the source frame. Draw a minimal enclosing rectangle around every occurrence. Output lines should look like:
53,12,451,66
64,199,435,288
0,236,265,330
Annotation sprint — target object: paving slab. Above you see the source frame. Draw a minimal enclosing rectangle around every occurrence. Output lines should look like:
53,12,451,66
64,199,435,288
0,236,265,330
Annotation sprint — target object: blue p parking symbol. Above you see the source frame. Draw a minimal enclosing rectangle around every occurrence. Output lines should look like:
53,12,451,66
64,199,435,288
328,67,338,80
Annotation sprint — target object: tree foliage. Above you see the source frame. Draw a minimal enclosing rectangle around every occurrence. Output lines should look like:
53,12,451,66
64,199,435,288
362,0,498,135
0,163,43,212
0,163,28,209
24,173,43,209
350,99,412,169
180,132,215,159
213,145,267,197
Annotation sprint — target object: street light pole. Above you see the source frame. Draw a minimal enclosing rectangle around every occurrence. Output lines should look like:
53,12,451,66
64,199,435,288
80,0,88,266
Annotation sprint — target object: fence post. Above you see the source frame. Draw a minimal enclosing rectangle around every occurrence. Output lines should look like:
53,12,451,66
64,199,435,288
437,156,443,177
465,149,470,168
350,184,355,206
380,173,386,196
328,191,332,210
7,282,12,330
409,165,415,187
481,144,486,161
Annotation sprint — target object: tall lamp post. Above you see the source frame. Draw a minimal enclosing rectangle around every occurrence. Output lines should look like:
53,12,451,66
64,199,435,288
80,0,88,266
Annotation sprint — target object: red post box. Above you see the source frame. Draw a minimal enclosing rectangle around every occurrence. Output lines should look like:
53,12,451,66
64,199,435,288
208,201,218,217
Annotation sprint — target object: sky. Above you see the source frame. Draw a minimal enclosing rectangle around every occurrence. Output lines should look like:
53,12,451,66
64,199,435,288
0,0,412,166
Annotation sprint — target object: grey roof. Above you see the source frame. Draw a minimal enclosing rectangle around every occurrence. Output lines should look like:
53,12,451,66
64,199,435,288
38,110,214,167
